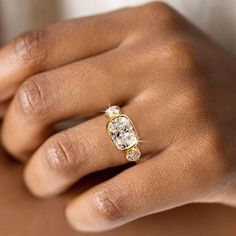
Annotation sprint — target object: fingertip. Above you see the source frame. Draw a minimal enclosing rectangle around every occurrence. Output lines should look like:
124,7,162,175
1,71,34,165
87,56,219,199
23,159,51,198
23,155,63,198
65,201,83,232
65,193,113,233
65,198,93,232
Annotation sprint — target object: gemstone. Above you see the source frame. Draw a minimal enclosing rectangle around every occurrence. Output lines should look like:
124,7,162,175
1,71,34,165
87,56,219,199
126,147,141,161
105,106,120,118
107,115,138,150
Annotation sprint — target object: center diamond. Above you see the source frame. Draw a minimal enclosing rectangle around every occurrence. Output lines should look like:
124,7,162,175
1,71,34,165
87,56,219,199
107,115,138,150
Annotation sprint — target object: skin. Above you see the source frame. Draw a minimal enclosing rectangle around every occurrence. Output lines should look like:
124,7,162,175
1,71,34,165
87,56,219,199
0,143,236,236
0,2,235,232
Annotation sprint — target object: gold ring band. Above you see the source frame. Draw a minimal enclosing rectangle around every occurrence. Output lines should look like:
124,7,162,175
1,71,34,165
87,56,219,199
105,106,141,162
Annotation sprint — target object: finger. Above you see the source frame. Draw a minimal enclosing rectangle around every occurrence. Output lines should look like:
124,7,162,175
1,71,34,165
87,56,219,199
23,101,165,197
65,142,225,232
0,9,131,102
1,45,144,161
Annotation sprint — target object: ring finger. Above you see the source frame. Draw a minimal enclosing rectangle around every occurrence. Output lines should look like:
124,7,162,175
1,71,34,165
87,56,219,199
23,100,167,197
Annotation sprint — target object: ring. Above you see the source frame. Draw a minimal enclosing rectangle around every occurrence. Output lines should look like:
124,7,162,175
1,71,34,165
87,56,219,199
105,105,141,162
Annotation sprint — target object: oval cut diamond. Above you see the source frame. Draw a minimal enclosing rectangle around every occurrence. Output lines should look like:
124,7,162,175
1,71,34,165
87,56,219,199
107,115,138,150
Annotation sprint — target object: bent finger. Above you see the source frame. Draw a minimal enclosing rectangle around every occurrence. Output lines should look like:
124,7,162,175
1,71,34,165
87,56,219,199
65,141,226,232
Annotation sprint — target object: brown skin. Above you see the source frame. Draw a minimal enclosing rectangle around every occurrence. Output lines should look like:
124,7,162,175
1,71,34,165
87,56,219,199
0,2,235,232
0,143,236,236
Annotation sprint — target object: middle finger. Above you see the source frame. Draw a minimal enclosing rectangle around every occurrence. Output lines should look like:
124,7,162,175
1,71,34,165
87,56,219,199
23,100,167,197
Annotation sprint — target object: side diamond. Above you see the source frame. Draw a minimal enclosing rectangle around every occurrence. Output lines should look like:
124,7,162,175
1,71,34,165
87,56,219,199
126,147,141,161
105,106,121,118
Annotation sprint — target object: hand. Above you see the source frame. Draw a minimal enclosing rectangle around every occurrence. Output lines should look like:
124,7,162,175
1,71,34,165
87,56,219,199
0,2,235,232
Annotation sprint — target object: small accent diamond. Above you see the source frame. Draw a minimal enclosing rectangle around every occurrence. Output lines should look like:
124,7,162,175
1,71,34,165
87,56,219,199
105,106,121,118
126,147,141,161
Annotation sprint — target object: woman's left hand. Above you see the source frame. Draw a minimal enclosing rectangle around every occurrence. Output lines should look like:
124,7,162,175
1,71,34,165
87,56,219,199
0,2,236,232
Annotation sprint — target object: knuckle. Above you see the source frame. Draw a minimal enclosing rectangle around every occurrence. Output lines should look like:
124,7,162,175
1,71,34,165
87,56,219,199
164,41,198,72
45,132,87,175
17,74,49,121
13,29,50,68
181,89,202,111
161,40,198,71
203,128,229,162
191,131,229,184
91,186,127,222
141,2,176,23
143,2,173,15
